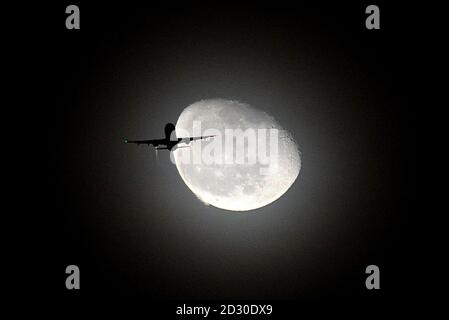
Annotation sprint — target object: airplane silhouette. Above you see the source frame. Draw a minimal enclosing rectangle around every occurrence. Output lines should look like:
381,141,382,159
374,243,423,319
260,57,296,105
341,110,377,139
124,123,215,153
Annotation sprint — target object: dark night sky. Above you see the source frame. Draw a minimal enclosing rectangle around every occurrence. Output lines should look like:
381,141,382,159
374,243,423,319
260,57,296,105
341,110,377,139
16,2,417,307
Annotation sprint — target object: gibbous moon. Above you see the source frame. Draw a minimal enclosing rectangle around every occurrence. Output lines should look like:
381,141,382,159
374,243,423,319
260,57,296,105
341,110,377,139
173,99,301,211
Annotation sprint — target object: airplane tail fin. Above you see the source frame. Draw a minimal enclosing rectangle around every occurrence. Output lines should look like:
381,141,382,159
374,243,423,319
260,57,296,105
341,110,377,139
164,123,176,140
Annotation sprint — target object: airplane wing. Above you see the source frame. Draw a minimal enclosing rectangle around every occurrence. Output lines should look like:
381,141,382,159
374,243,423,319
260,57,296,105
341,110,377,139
124,139,165,146
179,135,216,144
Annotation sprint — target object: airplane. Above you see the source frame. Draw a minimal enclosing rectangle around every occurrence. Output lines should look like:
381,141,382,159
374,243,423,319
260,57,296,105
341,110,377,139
124,123,215,154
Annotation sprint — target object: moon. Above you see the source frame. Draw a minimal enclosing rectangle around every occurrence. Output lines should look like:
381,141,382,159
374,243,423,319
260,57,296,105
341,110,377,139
173,99,301,211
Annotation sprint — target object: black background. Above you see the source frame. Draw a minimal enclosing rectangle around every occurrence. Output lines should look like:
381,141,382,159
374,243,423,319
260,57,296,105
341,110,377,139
11,1,418,315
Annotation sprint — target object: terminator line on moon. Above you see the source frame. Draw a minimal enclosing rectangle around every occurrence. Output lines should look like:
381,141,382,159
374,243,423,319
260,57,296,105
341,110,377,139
125,99,301,211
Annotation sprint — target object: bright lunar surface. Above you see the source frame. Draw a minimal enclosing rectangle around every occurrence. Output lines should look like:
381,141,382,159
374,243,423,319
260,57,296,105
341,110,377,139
173,99,301,211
